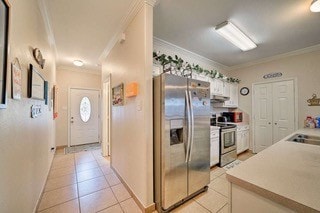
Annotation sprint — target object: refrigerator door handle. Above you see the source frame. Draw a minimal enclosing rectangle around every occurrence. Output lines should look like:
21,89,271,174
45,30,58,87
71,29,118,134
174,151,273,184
188,90,194,162
185,90,191,163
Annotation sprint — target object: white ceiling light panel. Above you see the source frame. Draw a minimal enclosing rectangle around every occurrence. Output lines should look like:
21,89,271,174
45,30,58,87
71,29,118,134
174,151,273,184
215,21,257,51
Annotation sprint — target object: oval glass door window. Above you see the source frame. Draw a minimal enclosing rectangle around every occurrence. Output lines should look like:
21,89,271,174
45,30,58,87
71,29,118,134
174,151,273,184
80,97,91,122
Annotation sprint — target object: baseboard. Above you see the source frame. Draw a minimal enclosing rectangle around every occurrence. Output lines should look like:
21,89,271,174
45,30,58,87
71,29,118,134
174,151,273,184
111,166,156,213
33,150,55,213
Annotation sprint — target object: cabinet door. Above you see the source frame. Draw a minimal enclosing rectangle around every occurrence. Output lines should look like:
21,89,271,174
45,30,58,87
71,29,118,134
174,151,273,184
236,131,243,154
211,79,223,95
243,130,250,151
223,82,230,97
210,137,219,166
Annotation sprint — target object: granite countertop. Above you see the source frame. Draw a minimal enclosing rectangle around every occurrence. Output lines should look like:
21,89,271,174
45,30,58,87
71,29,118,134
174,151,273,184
226,128,320,213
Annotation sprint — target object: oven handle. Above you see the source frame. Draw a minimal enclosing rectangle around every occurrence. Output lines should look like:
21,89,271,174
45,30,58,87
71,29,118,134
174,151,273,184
185,90,191,163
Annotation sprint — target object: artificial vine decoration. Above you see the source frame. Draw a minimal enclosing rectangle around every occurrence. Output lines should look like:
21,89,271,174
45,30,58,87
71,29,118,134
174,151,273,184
153,51,240,83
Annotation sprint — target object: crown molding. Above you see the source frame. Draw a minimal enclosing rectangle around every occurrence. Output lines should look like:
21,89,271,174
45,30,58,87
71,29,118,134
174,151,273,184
37,0,58,60
145,0,160,7
99,0,149,62
153,37,229,71
229,44,320,71
57,66,101,75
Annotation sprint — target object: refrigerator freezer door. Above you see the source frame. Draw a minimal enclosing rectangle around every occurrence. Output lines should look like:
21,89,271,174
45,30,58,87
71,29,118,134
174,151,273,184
187,79,211,195
162,74,189,209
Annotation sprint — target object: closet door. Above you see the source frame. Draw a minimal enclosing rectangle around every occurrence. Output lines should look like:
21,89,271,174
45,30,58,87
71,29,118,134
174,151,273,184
272,80,295,143
253,83,273,153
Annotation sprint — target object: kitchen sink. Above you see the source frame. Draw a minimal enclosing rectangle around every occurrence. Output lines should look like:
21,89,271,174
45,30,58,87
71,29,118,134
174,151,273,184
287,134,320,146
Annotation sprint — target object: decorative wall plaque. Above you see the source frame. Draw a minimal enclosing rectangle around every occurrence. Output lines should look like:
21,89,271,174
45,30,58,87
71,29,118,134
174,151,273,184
307,94,320,106
263,72,282,79
33,48,45,69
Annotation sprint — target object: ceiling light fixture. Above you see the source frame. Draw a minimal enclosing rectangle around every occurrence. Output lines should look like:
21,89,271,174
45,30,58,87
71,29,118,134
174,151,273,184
215,21,257,51
310,0,320,12
73,60,84,67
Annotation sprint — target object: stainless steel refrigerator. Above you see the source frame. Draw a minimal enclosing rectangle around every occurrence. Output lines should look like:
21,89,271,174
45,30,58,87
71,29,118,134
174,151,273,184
154,74,211,212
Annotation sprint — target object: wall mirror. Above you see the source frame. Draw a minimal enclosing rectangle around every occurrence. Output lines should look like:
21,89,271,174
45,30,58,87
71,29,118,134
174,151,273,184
0,0,10,108
28,64,45,100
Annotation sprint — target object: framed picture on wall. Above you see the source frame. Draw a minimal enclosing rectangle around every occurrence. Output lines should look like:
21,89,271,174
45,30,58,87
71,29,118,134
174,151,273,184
11,59,22,100
0,0,10,109
112,83,124,106
28,64,45,100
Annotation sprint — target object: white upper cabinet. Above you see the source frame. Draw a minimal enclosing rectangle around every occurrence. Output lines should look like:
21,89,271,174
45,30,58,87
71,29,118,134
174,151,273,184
213,83,238,108
210,79,224,96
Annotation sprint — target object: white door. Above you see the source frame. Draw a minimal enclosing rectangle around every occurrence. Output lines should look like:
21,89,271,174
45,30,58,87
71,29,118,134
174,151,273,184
272,81,295,143
102,80,111,156
253,80,295,153
253,83,273,153
70,89,100,146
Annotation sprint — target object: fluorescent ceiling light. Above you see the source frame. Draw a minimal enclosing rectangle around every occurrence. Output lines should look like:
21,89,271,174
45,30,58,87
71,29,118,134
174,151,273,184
215,21,257,51
73,60,84,67
310,0,320,12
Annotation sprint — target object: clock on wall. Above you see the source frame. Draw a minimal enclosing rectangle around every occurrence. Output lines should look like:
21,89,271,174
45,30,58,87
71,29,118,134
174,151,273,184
240,87,249,96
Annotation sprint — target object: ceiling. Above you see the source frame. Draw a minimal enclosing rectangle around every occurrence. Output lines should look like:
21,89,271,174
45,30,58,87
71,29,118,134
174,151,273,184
154,0,320,68
43,0,135,71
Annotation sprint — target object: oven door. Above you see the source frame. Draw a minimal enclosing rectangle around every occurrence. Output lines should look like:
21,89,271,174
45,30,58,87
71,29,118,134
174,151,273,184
221,128,236,154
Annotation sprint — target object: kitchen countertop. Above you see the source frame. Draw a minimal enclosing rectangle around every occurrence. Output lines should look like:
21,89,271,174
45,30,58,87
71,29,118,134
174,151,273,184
226,128,320,212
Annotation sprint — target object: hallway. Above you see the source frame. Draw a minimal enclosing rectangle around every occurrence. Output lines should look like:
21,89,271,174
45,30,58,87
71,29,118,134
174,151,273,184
37,148,142,213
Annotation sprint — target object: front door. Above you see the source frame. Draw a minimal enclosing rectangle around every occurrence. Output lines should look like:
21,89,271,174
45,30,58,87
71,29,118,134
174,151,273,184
70,88,100,146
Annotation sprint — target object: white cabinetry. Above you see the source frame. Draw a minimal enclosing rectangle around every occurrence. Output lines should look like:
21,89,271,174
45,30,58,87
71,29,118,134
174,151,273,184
210,127,220,167
210,79,224,96
236,125,250,154
213,83,238,108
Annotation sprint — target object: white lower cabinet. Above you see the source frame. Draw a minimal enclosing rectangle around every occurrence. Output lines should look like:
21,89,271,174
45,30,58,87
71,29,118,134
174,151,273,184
210,128,220,167
236,125,250,154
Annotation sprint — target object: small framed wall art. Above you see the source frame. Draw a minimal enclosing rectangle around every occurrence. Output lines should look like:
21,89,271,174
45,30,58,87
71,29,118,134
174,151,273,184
112,83,124,106
0,0,10,109
11,58,22,100
28,64,45,100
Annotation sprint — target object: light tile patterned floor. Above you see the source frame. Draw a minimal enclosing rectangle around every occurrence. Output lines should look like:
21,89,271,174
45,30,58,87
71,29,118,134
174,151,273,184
38,149,254,213
37,148,142,213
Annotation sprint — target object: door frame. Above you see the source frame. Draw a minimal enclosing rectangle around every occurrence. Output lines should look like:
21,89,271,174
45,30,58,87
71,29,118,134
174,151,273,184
68,87,101,147
102,74,111,156
251,78,298,153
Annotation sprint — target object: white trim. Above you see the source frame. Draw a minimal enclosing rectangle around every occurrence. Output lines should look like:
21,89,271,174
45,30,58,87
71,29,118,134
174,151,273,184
57,65,101,75
68,87,101,147
230,44,320,71
153,37,229,71
251,78,298,153
102,74,112,156
37,0,58,59
99,0,147,62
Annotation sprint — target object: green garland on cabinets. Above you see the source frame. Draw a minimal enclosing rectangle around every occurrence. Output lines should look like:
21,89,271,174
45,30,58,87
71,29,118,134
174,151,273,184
153,51,240,83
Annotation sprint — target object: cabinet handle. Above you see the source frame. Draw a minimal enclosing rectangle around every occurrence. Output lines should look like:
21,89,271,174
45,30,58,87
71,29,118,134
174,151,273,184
275,122,278,125
268,122,271,125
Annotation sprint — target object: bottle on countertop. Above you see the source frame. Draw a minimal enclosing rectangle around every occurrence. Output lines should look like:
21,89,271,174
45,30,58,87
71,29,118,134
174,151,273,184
315,116,320,128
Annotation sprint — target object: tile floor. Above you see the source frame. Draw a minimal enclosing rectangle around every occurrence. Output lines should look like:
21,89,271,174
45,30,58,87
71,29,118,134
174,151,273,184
37,148,141,213
37,149,254,213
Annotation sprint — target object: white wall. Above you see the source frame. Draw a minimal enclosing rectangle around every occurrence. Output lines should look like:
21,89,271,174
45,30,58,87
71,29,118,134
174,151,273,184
55,67,101,146
229,50,320,147
0,0,56,212
102,2,154,209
